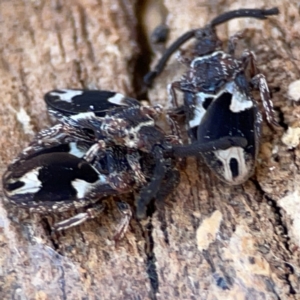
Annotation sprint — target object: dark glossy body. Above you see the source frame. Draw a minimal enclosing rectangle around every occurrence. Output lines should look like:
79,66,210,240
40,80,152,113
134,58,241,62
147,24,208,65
145,8,279,184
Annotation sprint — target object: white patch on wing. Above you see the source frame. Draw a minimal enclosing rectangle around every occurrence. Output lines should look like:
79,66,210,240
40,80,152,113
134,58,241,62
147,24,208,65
68,142,87,158
8,168,42,195
189,107,205,128
108,93,127,106
189,92,213,128
214,147,249,184
230,93,253,112
70,112,96,121
72,174,107,198
225,82,253,113
50,89,84,103
188,81,253,130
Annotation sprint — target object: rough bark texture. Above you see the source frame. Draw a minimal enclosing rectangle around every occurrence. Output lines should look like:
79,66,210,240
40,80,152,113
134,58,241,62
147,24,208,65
0,0,299,299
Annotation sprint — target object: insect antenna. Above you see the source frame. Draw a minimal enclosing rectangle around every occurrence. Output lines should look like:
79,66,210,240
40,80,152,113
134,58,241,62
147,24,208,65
211,7,279,26
144,7,279,86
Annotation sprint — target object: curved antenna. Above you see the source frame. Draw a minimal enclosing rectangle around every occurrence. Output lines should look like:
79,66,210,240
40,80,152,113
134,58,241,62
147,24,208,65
144,30,196,86
144,7,279,87
211,7,279,26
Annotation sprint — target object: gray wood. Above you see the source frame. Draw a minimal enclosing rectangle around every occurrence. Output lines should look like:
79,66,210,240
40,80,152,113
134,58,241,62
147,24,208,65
0,0,299,299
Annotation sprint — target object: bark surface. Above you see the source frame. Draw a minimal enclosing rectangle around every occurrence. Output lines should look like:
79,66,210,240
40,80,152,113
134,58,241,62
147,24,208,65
0,0,299,299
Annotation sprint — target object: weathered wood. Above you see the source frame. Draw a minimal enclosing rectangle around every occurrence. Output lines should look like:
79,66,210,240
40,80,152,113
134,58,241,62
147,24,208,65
0,0,299,299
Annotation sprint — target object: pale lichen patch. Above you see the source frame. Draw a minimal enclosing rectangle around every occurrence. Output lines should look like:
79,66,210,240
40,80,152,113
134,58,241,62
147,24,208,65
196,210,223,251
278,190,300,247
287,80,300,101
281,127,300,149
16,108,35,136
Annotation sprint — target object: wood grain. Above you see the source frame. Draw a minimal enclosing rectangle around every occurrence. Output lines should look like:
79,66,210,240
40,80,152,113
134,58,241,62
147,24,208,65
0,0,299,299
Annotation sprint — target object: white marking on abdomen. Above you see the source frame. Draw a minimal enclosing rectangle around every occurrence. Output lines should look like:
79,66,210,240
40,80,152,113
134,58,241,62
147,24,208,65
7,168,42,195
70,112,96,121
189,92,214,128
214,147,248,183
189,106,206,128
72,174,107,198
230,94,253,112
225,81,253,113
68,142,87,158
108,93,127,105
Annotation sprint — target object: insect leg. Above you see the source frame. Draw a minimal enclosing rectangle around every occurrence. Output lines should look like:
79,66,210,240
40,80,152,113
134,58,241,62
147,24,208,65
126,153,147,186
242,50,278,126
113,201,132,241
83,140,106,163
168,81,182,109
155,167,180,208
252,73,278,126
52,202,105,232
100,148,137,193
227,31,246,55
136,146,166,219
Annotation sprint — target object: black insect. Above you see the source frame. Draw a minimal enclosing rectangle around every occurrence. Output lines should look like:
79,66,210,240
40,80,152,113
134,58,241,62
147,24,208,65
145,8,279,185
2,89,245,234
42,89,243,209
3,90,183,233
3,142,157,236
